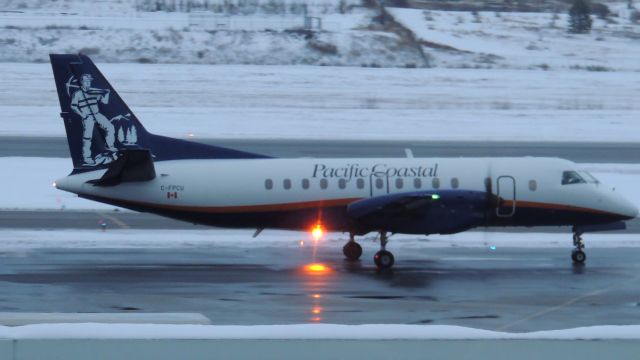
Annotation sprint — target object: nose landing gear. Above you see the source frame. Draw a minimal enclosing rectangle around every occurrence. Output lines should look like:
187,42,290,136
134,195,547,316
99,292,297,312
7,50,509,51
571,232,586,264
374,231,394,270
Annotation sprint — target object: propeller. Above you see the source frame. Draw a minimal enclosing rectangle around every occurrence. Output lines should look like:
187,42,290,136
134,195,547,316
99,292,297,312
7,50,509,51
484,163,497,223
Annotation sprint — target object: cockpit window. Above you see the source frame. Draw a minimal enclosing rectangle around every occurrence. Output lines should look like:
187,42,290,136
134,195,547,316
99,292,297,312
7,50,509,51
579,171,600,184
562,171,586,185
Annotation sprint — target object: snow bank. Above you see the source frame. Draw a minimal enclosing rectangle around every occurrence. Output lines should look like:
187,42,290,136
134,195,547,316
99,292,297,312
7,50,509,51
0,228,638,250
0,323,639,340
1,63,639,142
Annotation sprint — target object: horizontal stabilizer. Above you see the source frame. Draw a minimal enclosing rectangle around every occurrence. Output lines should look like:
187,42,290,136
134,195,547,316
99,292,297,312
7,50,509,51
89,149,156,187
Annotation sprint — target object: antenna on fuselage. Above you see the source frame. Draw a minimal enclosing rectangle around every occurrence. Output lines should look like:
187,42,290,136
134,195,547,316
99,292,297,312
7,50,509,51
404,148,414,158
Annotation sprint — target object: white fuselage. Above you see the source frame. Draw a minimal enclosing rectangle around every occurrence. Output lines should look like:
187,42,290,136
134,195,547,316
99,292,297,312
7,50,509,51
55,156,638,232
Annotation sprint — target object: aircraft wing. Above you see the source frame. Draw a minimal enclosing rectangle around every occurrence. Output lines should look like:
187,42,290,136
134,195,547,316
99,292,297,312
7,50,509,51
347,190,489,235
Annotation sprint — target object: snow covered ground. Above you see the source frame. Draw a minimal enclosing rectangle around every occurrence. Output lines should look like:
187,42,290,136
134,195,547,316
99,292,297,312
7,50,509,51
1,227,640,250
389,5,640,71
1,323,640,340
1,157,638,211
2,1,639,69
0,2,425,67
1,63,638,142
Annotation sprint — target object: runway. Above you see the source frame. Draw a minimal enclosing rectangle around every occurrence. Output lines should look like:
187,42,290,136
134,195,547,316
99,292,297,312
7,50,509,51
0,233,639,332
4,136,640,162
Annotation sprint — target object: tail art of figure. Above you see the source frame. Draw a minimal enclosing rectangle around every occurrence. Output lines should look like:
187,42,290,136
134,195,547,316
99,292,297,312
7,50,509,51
68,73,117,165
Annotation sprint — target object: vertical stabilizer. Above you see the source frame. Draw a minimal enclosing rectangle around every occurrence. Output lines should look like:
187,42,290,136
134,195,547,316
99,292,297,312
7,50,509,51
50,54,150,171
50,53,270,172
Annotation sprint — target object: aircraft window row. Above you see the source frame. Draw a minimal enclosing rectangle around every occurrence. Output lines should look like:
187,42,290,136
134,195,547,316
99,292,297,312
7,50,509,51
529,180,537,191
562,171,586,185
264,177,461,190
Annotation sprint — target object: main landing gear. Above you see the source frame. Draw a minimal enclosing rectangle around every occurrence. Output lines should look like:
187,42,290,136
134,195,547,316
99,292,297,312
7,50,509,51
343,231,395,269
571,232,586,264
373,231,394,270
343,233,363,261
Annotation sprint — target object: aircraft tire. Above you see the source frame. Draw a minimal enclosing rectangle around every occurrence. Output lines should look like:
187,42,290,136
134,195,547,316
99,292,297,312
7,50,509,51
571,250,586,264
343,241,363,260
374,250,395,269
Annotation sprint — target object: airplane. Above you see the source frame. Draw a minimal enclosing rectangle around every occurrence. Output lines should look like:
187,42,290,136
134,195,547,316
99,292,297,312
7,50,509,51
50,54,638,269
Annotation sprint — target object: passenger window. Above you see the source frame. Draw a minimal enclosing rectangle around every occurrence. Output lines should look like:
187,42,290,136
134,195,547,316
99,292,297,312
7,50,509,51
265,179,273,190
320,178,328,189
357,178,365,189
375,178,384,189
451,177,459,189
338,179,347,189
432,177,440,189
413,178,422,189
562,171,586,185
529,180,537,191
283,179,291,190
395,178,403,189
302,178,310,189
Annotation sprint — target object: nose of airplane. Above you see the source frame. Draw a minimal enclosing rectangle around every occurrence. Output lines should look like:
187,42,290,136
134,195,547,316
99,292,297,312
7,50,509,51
616,195,639,220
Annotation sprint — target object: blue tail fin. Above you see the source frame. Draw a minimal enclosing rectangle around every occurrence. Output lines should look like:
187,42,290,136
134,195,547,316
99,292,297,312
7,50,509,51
50,53,269,172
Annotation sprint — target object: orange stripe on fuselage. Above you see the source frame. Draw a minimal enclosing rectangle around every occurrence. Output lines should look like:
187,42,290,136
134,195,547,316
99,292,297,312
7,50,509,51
99,197,363,213
503,200,618,217
93,195,619,217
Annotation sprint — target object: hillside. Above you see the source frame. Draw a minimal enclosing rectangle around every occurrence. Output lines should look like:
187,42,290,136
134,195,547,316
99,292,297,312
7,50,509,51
0,0,639,69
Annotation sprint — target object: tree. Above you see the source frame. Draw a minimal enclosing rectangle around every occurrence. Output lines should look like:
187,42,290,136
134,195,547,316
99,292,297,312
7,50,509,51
568,0,593,34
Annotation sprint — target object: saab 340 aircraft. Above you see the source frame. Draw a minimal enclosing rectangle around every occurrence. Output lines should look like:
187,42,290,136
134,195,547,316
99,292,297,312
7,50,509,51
50,54,638,269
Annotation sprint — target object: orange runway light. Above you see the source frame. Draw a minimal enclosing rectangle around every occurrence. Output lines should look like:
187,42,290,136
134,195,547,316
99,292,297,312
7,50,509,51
304,263,331,275
311,224,324,241
312,294,322,299
310,316,322,322
311,307,322,315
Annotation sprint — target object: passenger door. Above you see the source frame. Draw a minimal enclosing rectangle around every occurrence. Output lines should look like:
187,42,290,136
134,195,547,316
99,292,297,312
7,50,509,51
496,175,516,217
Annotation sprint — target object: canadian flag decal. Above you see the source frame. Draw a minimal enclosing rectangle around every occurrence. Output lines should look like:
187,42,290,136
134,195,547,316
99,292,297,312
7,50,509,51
167,192,178,199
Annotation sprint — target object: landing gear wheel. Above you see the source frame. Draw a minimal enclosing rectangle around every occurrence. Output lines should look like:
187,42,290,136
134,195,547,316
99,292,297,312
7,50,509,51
571,231,586,264
571,249,586,264
343,241,362,261
374,250,395,269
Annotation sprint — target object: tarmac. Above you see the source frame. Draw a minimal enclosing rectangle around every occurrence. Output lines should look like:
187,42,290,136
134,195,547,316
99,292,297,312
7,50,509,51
0,232,639,332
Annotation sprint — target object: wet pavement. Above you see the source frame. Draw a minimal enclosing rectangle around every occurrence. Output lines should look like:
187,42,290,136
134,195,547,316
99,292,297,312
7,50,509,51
0,237,638,332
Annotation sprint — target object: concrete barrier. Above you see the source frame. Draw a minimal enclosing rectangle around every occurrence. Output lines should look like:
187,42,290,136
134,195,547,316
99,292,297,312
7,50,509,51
1,323,639,359
1,339,640,360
